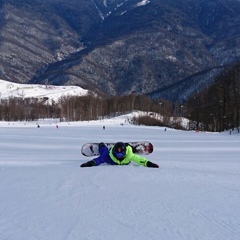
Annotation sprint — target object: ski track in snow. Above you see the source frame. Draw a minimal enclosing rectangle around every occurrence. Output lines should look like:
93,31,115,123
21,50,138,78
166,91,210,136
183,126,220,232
0,123,240,240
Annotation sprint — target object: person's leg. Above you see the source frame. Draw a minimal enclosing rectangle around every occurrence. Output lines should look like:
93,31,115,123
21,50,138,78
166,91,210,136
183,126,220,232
99,145,109,155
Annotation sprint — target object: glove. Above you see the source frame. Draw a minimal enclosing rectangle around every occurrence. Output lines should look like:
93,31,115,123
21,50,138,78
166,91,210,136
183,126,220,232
80,160,96,167
146,161,159,168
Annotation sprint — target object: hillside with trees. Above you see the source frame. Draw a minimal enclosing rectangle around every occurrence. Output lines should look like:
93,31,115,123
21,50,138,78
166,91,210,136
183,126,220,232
1,62,240,132
185,63,240,132
0,94,178,128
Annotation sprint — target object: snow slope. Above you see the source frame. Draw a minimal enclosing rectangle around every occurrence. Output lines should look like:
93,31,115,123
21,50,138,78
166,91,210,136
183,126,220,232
0,79,89,102
0,118,239,240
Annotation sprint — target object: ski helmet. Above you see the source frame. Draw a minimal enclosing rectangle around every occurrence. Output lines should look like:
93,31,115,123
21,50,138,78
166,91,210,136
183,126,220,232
112,142,126,160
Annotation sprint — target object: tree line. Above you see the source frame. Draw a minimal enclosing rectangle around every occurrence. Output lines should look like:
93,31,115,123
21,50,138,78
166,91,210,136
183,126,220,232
0,93,179,127
185,62,240,132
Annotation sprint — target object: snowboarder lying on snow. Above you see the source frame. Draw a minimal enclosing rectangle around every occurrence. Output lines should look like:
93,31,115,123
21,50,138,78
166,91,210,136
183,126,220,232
80,142,159,168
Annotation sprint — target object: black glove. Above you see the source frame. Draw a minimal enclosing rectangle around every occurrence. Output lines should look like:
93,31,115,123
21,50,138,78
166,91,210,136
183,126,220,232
146,161,159,168
80,160,96,168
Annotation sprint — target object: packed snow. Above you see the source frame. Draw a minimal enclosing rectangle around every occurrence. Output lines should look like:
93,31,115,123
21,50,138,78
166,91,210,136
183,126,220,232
0,79,89,103
0,114,239,240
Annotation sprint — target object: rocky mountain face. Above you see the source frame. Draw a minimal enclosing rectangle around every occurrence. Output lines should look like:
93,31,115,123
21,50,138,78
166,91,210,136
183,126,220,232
0,0,240,102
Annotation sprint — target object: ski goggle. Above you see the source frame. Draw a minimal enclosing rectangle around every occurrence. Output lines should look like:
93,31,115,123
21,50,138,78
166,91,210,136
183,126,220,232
114,151,126,158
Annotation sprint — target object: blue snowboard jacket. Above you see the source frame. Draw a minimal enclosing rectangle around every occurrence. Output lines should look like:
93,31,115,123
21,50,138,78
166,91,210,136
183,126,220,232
93,145,149,166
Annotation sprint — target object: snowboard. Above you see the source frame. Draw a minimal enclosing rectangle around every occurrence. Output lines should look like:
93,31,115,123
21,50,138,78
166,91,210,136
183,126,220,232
81,141,153,157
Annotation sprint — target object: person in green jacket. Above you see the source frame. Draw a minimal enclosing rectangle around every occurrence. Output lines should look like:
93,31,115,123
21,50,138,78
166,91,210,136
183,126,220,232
80,142,159,168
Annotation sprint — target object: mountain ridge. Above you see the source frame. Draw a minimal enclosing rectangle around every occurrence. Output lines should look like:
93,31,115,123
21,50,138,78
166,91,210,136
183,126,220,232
0,0,240,101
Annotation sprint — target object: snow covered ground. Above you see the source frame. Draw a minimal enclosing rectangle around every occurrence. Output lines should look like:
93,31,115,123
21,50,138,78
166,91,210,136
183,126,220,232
0,79,89,103
0,117,239,240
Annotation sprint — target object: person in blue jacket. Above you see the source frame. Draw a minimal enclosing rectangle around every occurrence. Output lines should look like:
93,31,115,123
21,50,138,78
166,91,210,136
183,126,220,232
80,142,159,168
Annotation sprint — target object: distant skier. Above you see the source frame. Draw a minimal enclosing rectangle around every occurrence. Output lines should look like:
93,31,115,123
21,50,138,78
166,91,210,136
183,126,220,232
80,142,159,168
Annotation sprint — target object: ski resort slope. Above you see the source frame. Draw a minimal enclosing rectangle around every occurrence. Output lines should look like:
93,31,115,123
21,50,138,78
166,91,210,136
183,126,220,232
0,79,89,102
0,120,239,240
